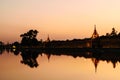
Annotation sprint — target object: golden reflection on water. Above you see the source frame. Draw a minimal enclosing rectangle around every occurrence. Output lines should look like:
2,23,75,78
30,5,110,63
0,51,120,80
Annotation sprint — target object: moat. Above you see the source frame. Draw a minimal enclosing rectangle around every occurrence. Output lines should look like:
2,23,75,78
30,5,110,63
0,48,120,80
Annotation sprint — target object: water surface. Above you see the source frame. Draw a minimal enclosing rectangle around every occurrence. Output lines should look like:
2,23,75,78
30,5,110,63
0,49,120,80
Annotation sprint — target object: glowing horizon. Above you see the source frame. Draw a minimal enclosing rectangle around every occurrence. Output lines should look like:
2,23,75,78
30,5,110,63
1,0,120,43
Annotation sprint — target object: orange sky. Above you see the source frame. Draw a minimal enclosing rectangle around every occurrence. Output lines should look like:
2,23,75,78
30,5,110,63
1,0,120,43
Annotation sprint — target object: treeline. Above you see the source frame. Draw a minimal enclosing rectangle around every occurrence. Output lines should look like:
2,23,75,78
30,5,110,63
93,28,120,48
1,28,120,48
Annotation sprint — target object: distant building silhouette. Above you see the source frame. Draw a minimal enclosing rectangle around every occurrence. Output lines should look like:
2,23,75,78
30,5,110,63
91,25,101,48
91,25,99,39
46,35,50,42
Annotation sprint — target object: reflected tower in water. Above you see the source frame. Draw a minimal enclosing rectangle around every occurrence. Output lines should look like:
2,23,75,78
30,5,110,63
92,58,100,73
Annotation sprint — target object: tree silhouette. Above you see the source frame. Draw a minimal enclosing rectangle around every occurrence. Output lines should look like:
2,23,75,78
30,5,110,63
110,28,117,36
20,29,39,46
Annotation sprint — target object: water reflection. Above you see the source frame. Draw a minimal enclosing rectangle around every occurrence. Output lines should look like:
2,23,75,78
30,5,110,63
0,47,5,55
1,48,120,71
20,49,41,68
11,48,42,68
45,48,120,70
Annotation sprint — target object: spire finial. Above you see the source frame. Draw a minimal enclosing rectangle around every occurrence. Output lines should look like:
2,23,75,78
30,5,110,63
46,34,50,42
94,24,96,30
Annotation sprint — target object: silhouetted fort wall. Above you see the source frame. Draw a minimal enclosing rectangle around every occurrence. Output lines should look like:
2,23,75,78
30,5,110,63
44,38,91,48
2,27,120,48
44,36,120,48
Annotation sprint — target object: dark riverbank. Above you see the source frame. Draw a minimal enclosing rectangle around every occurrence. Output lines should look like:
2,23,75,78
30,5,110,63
0,47,120,68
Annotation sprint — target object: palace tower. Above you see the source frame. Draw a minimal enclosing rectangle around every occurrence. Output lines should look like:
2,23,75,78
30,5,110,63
91,25,99,39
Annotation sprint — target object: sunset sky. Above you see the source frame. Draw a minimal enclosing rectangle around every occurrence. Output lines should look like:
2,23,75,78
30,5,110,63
1,0,120,43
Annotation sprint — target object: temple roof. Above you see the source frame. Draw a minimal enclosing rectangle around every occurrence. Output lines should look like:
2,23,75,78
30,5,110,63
92,25,99,39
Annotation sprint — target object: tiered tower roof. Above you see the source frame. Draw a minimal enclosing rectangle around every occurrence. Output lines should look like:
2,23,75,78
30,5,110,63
91,25,99,39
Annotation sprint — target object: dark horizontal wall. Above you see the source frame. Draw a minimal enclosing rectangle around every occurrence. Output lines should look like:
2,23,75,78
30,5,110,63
100,37,120,48
44,39,92,48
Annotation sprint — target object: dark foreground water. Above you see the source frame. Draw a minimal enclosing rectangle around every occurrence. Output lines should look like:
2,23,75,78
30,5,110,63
0,48,120,80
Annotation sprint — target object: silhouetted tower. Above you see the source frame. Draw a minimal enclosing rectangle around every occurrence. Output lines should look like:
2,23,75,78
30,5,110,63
46,35,50,42
91,25,99,39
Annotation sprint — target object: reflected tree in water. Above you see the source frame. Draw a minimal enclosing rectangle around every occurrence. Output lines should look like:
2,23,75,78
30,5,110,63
20,49,40,68
2,48,120,71
0,41,5,54
0,48,5,55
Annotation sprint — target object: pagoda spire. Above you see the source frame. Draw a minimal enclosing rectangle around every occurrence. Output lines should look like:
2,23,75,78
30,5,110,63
92,25,99,39
46,34,50,42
